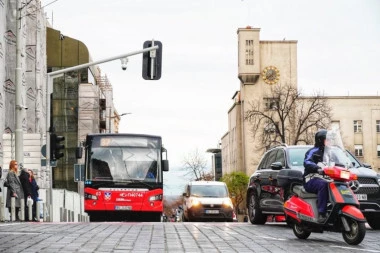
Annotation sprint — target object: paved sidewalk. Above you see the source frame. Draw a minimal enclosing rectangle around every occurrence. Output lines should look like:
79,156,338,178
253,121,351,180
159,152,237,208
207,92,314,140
0,222,379,253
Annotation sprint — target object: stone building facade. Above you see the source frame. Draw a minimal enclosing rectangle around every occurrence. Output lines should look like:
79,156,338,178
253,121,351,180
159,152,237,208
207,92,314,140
0,0,48,183
0,1,119,192
221,27,380,177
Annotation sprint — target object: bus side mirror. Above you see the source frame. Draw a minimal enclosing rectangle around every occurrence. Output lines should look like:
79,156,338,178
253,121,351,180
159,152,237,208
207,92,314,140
76,147,83,159
162,160,169,172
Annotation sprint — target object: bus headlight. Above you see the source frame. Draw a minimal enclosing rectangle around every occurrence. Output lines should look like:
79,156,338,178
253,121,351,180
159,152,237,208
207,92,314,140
149,194,163,202
85,193,98,200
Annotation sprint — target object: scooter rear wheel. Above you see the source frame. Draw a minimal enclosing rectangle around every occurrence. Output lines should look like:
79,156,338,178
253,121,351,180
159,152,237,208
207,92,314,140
293,223,311,239
342,218,366,245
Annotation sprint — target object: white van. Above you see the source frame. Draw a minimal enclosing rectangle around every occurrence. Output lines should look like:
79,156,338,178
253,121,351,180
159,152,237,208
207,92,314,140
182,181,234,222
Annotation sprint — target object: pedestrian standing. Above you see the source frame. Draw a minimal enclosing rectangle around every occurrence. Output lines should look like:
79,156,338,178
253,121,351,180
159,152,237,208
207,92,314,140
6,160,24,221
19,165,33,221
28,169,39,221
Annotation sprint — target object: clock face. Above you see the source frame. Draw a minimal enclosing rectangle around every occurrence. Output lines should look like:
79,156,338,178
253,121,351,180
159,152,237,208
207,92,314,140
262,66,280,84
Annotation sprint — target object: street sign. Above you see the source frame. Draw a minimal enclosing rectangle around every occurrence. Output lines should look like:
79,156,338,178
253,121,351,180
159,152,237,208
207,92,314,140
74,164,85,182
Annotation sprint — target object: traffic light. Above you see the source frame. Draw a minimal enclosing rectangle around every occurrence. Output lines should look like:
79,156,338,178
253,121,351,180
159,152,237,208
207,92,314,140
142,40,162,80
50,133,65,161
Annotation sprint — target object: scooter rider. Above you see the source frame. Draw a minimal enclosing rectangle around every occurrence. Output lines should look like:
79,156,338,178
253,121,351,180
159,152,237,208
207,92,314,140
303,129,329,223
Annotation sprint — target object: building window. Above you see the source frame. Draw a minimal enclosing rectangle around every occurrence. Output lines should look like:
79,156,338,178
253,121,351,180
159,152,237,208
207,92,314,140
377,145,380,157
355,145,363,157
376,120,380,133
245,40,254,65
354,120,362,133
264,98,279,110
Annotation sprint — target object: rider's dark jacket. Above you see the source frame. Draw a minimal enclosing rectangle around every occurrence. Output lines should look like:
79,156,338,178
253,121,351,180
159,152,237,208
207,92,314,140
303,146,324,182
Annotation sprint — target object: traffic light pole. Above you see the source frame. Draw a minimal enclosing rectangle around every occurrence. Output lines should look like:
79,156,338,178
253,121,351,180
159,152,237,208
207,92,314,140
45,45,158,221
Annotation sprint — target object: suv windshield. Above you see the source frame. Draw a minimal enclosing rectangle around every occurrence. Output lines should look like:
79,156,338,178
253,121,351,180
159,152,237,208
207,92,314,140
191,185,228,198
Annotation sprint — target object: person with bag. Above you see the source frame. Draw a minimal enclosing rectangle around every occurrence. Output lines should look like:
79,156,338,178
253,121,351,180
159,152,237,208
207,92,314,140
28,169,39,221
6,160,24,221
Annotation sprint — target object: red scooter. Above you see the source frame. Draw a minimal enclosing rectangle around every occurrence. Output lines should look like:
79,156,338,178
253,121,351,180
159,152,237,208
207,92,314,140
284,127,367,246
284,163,366,245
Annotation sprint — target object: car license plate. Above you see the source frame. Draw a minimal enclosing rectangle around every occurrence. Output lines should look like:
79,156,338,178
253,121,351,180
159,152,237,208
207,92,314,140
115,206,132,210
355,194,367,201
205,210,219,214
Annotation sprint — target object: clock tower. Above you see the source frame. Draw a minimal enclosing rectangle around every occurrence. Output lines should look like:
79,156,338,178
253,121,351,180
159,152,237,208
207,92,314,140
226,27,298,176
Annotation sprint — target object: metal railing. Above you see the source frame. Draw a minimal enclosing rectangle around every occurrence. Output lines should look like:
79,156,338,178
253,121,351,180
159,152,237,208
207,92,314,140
0,185,89,222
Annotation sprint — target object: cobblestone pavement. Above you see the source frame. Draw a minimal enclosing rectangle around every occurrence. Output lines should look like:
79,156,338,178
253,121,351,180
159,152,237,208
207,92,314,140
0,222,379,253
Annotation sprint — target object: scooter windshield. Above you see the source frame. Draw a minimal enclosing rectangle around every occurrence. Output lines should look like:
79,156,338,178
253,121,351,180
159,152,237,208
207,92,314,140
323,128,353,169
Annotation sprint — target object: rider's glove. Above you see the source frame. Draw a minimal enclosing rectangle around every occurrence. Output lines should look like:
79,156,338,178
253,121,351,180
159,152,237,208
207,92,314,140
317,167,324,175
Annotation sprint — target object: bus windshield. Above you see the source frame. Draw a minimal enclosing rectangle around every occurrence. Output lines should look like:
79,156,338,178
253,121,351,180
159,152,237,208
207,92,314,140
88,136,161,182
89,146,159,182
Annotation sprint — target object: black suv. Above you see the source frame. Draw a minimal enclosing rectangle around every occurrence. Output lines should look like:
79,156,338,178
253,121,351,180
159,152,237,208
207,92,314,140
246,145,380,230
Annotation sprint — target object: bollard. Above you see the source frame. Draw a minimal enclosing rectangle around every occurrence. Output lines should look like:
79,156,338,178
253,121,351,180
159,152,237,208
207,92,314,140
27,198,32,221
43,203,48,222
67,209,71,222
63,208,68,222
60,207,63,222
11,197,15,221
36,201,40,222
71,211,74,222
0,196,4,222
20,199,25,221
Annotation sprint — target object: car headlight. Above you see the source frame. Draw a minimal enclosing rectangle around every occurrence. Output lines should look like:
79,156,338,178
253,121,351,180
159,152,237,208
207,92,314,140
222,199,233,209
191,198,200,207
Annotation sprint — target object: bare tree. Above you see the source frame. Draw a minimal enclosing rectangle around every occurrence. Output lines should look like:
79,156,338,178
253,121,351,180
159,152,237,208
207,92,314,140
182,148,213,181
244,84,332,150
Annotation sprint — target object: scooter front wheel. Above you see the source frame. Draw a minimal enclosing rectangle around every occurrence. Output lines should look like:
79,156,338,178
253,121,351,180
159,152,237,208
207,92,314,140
342,218,366,245
293,223,311,239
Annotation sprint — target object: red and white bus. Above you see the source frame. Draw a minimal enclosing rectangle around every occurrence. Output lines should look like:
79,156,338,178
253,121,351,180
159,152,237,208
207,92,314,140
80,133,169,221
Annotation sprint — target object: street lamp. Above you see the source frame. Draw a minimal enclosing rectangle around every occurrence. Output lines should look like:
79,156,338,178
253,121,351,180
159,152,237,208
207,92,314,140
108,111,132,133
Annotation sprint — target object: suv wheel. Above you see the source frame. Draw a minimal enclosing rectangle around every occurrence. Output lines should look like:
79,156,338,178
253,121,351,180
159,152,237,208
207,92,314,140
248,192,267,224
366,216,380,230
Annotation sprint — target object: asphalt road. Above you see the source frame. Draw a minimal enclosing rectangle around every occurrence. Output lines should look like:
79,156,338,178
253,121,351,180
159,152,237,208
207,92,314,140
0,221,379,253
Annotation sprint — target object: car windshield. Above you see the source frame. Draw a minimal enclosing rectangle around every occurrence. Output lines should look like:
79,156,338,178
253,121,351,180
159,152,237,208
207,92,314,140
288,147,310,167
190,185,228,198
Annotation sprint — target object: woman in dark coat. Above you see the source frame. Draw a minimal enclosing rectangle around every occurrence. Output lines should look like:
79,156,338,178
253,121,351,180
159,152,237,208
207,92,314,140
6,160,24,221
28,169,39,221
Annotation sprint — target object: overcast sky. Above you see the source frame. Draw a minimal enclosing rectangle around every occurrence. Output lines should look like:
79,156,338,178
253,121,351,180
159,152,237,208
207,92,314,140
42,0,380,194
